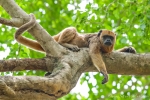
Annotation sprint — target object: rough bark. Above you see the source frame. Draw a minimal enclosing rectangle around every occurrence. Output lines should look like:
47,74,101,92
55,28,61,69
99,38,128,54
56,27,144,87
0,0,150,100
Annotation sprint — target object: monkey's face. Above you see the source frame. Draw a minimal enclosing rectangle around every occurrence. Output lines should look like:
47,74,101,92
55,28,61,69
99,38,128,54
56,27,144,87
103,35,114,46
97,30,116,53
98,30,116,47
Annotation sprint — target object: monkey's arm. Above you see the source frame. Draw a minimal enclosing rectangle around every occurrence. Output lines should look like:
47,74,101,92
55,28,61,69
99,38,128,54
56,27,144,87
117,46,136,53
89,37,108,84
59,43,80,52
15,14,45,52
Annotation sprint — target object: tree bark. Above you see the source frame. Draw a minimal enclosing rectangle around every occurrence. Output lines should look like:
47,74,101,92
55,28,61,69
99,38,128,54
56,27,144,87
0,0,150,100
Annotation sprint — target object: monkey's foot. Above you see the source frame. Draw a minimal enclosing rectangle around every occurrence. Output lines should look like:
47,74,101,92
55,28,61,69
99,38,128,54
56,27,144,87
123,46,136,54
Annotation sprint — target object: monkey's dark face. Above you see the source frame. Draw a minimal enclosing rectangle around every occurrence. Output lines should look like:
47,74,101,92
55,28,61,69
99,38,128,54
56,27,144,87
98,30,116,47
97,30,116,53
102,35,114,46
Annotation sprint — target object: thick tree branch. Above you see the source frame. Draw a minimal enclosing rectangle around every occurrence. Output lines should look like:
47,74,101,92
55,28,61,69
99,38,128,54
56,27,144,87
1,51,150,75
86,52,150,75
0,0,66,57
0,58,47,72
0,50,150,99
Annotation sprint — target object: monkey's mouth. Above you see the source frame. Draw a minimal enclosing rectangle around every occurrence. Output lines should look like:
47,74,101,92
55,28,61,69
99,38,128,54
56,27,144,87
104,42,112,46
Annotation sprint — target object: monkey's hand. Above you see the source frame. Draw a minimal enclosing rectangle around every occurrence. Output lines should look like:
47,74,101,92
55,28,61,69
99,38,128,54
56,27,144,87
101,71,108,84
68,45,80,52
59,43,80,52
117,46,136,54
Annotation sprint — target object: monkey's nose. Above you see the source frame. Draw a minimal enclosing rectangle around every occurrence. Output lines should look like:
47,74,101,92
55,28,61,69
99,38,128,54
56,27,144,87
106,39,111,42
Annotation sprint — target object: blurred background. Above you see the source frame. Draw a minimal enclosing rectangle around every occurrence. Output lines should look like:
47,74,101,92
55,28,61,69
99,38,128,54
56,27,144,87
0,0,150,99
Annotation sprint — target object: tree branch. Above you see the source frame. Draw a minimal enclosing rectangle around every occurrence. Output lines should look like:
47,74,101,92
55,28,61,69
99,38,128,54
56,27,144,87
86,52,150,75
0,58,47,72
1,50,150,75
0,49,150,99
0,17,16,27
0,0,66,57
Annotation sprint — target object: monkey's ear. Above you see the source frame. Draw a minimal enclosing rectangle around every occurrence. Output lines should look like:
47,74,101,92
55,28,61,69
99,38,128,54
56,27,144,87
98,30,102,37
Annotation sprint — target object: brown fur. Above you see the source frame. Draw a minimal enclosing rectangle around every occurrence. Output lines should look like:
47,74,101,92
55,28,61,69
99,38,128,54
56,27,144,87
99,30,116,53
15,14,44,52
88,30,116,84
15,14,136,84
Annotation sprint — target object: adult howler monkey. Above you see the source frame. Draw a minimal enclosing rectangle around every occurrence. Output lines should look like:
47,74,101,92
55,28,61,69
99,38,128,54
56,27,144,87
15,14,136,84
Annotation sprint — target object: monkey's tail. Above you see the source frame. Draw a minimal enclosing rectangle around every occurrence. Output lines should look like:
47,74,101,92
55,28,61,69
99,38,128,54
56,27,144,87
15,13,36,39
14,14,45,52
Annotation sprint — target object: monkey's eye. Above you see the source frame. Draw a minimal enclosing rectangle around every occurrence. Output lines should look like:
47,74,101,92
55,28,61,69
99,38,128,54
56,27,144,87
103,35,114,40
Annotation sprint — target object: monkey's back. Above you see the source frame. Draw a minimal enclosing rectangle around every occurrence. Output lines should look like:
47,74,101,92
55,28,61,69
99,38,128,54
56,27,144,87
68,34,88,48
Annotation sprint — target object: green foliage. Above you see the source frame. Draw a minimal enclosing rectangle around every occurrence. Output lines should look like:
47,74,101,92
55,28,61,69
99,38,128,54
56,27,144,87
0,0,150,99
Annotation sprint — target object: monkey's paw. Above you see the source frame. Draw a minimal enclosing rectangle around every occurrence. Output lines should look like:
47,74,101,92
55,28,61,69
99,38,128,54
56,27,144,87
101,77,108,84
100,71,108,84
45,72,51,76
68,46,80,52
123,46,136,54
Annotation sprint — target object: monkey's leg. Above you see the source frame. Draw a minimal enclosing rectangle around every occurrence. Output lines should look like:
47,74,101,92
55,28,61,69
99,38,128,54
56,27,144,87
117,46,136,54
57,27,80,52
17,37,44,52
89,38,108,84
